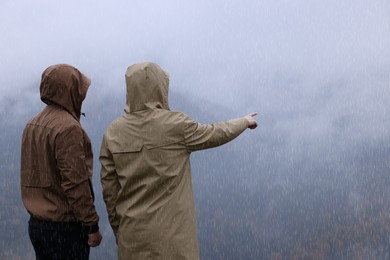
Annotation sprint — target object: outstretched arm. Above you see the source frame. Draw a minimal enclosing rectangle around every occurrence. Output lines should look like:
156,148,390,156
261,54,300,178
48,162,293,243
183,112,258,152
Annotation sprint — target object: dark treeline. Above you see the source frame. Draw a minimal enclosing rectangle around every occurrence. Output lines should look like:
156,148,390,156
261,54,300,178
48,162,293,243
1,90,390,259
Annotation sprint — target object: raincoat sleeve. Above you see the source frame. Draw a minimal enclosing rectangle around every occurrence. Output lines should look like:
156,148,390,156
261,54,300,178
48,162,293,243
56,126,99,232
183,116,249,152
99,134,121,234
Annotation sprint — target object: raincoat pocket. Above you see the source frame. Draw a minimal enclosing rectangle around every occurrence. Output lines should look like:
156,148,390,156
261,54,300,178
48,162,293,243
21,168,52,188
110,142,143,154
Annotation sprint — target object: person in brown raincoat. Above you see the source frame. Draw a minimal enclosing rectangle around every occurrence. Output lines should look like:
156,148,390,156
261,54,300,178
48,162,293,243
21,64,102,259
100,62,257,259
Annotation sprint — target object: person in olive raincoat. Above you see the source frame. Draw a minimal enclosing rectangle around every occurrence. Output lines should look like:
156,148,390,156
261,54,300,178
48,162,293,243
100,62,257,259
21,64,102,259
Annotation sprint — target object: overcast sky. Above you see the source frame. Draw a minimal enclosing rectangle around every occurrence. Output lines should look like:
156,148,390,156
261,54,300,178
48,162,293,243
1,0,388,104
0,0,389,152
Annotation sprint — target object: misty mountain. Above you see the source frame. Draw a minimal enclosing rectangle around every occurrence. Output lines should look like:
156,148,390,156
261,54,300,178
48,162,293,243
1,87,390,259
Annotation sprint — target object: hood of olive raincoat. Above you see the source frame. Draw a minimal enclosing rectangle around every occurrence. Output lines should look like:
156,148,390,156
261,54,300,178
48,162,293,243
40,64,91,120
125,62,170,113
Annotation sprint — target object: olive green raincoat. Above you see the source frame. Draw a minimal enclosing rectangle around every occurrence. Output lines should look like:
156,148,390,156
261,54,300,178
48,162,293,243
100,62,249,259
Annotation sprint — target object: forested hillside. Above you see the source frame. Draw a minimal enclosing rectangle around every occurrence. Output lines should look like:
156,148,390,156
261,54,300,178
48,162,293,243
1,90,390,259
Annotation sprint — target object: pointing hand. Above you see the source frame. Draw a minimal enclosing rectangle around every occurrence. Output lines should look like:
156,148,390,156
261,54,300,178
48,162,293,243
244,112,258,129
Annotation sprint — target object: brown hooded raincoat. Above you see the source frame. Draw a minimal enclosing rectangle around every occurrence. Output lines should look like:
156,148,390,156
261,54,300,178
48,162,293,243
100,62,249,259
21,64,99,232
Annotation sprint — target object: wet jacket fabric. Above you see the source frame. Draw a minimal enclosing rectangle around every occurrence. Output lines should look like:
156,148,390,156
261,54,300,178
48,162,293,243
100,62,248,259
21,64,99,233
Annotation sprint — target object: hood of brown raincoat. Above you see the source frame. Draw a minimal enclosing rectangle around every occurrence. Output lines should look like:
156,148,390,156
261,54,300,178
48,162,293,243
40,64,91,120
124,62,170,113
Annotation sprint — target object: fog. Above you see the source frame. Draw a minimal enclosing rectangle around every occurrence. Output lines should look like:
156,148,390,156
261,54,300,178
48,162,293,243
1,0,389,146
1,0,390,258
